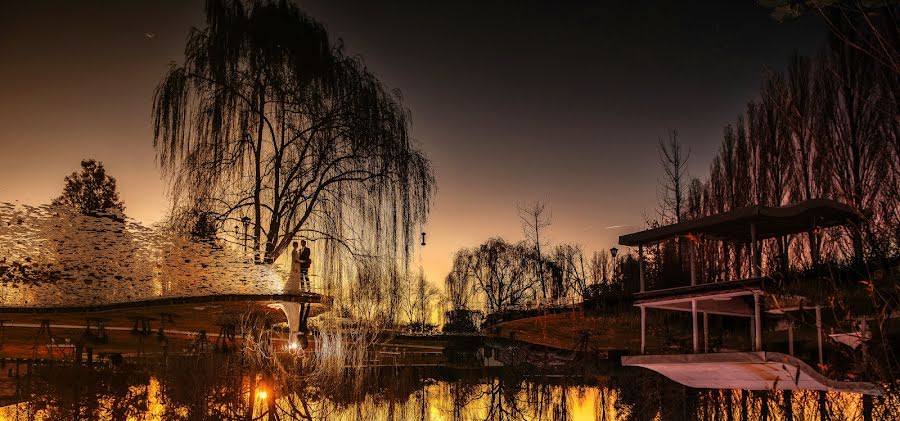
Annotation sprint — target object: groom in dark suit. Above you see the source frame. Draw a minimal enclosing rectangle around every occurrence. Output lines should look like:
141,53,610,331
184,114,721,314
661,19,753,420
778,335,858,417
299,240,311,290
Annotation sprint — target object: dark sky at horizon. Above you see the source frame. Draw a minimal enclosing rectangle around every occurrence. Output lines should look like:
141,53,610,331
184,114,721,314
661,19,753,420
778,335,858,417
0,1,828,281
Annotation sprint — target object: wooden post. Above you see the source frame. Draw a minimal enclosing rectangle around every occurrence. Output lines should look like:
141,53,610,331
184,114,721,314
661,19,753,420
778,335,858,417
750,223,760,277
638,244,645,292
750,316,755,351
692,299,698,353
703,312,709,353
690,240,697,286
640,306,646,355
788,323,794,356
754,293,762,351
816,305,824,367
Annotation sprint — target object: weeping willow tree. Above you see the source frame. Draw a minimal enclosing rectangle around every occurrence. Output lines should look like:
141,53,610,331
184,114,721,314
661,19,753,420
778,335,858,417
151,0,434,287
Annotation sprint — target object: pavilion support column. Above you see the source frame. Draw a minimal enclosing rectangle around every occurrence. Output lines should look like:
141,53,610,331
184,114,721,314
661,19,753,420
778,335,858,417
750,317,755,351
640,306,646,355
816,305,824,367
638,244,645,292
692,299,699,353
788,323,794,356
754,293,762,351
750,223,760,278
690,240,697,286
703,312,709,353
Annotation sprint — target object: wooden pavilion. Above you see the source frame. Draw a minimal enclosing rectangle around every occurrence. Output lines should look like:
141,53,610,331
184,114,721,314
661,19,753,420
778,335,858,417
617,199,880,395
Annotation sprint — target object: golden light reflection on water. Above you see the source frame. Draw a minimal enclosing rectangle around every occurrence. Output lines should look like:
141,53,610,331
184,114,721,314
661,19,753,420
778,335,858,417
0,377,632,420
0,370,888,420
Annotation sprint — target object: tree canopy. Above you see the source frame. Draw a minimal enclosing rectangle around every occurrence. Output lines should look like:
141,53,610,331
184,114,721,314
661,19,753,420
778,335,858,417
52,159,125,216
152,0,434,274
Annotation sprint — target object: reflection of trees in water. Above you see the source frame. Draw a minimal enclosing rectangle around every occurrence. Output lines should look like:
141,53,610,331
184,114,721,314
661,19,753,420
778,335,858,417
484,377,528,420
1,364,151,420
687,388,892,421
2,355,897,420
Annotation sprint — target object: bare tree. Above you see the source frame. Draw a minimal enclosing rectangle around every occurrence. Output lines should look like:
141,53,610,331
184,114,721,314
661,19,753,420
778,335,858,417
151,0,434,267
657,130,691,224
518,201,551,300
755,71,795,270
818,39,890,260
446,251,476,312
589,249,612,287
553,244,590,301
401,269,440,332
460,238,534,313
786,52,827,265
686,177,705,220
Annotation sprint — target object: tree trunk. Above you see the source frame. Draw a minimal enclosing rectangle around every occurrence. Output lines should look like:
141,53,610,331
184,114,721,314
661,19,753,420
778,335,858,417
851,226,864,262
783,390,792,421
862,394,873,421
818,390,828,421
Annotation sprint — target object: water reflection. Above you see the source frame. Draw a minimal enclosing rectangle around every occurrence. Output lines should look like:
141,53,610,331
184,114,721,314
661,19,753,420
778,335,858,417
0,353,894,420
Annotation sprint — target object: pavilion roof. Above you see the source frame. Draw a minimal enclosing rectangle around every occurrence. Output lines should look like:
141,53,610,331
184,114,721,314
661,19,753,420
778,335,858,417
618,199,863,246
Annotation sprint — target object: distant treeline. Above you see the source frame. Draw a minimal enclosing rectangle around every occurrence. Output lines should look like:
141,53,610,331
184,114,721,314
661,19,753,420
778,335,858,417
447,16,899,319
676,26,898,282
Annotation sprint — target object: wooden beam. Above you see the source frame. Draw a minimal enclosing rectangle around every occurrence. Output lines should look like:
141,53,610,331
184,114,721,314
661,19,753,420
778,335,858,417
0,293,325,315
750,223,760,277
703,312,709,353
816,305,824,366
754,293,762,351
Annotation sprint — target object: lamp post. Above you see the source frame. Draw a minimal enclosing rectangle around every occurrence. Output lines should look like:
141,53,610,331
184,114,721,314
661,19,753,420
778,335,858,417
421,232,426,246
241,216,251,253
610,247,618,282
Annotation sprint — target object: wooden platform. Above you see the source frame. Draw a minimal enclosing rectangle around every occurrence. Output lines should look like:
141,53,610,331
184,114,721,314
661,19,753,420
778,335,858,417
622,352,882,395
0,292,324,314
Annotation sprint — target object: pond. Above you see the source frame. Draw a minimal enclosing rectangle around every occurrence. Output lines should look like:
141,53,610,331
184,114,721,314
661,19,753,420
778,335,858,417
0,348,893,421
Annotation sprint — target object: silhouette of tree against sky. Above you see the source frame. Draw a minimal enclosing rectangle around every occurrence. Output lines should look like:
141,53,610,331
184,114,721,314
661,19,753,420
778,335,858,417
656,130,690,226
655,130,691,269
760,1,898,262
451,238,535,314
552,243,588,301
678,32,897,282
785,52,827,265
518,201,551,300
51,159,125,216
818,36,892,260
151,0,434,265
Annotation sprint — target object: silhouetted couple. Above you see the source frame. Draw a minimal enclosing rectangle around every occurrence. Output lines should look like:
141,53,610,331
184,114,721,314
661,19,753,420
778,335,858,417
290,240,311,291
